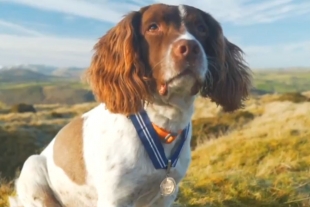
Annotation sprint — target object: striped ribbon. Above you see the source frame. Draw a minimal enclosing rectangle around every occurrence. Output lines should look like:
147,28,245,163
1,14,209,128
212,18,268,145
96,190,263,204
129,111,190,169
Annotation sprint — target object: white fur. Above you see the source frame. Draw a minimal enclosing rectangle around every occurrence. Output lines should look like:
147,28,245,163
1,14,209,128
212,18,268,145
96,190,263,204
176,32,195,41
9,4,206,207
164,6,208,86
178,5,187,19
164,30,208,90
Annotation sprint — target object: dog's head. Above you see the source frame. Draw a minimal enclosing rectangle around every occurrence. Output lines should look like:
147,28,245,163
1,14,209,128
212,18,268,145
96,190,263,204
85,3,252,115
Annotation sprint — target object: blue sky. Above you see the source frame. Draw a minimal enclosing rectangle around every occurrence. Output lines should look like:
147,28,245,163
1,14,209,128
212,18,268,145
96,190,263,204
0,0,309,69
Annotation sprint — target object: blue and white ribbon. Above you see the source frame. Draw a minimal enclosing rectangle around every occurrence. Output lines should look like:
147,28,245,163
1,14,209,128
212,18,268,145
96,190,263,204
129,111,190,170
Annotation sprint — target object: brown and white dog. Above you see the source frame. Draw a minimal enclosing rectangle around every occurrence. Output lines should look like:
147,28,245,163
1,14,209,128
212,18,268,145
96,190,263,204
9,3,252,207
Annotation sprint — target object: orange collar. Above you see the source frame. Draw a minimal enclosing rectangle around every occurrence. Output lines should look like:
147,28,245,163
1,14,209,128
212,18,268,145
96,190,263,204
152,124,182,144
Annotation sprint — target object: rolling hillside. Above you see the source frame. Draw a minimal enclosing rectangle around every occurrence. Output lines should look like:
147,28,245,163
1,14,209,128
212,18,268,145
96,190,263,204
1,65,310,106
1,92,310,206
0,69,57,83
0,66,310,206
0,65,93,105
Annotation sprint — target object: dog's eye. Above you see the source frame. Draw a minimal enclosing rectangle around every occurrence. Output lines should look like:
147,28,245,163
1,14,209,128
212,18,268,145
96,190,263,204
197,24,207,33
147,23,159,32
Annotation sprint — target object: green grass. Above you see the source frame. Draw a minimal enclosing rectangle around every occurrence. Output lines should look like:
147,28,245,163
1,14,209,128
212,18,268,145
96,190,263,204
253,70,310,93
0,82,93,106
0,80,88,90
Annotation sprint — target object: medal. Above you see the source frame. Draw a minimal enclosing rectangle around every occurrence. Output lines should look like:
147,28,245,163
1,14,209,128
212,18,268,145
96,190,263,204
160,160,176,196
129,112,190,197
160,177,176,196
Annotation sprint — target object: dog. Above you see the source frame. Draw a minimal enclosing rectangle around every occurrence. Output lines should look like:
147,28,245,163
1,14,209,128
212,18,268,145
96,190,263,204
9,3,252,207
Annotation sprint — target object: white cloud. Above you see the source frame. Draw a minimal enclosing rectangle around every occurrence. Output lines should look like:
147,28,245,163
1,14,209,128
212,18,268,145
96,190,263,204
0,34,96,67
0,0,309,68
242,41,310,68
153,0,310,25
0,0,141,24
0,32,309,68
0,20,43,36
2,0,310,25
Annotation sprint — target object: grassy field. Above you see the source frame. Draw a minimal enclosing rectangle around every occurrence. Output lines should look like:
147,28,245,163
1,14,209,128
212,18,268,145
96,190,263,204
1,91,310,206
1,68,310,206
177,94,310,207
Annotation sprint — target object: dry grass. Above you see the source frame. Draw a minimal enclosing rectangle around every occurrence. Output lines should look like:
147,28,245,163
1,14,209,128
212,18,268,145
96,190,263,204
0,179,14,207
176,99,310,207
1,92,310,207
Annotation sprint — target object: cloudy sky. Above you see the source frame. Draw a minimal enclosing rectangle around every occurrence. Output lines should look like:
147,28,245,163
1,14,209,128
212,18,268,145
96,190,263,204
0,0,309,69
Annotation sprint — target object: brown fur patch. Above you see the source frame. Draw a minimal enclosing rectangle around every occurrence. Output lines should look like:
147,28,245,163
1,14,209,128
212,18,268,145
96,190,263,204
53,116,86,185
33,189,62,207
42,192,62,207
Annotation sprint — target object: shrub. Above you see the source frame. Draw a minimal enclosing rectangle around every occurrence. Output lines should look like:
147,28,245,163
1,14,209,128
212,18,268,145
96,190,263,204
10,103,36,113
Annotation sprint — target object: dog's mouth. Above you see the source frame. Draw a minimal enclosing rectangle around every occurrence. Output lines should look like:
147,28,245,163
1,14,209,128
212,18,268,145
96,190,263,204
167,69,194,84
158,69,201,96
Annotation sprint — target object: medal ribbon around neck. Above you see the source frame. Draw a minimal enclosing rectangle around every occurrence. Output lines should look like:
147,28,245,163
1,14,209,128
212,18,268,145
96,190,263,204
129,110,190,169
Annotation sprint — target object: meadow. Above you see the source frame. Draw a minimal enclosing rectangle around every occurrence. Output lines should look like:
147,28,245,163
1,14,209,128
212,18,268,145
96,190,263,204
1,69,310,207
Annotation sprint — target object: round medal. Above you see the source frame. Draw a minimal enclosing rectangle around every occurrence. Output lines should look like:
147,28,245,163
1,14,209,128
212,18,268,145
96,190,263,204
160,177,176,196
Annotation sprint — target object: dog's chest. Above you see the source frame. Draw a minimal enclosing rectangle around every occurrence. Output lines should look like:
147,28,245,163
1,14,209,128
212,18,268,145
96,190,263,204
110,135,191,203
81,109,192,205
115,150,190,205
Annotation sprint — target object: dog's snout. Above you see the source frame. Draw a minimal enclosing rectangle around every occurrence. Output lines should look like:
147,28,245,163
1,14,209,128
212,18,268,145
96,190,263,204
173,39,200,58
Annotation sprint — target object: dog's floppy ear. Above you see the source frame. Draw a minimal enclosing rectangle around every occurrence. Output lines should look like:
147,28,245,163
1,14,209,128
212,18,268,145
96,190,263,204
85,11,153,115
199,10,252,112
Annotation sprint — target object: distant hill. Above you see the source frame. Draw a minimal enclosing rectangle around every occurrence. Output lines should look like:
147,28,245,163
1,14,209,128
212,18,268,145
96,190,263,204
51,67,85,79
0,65,92,105
0,64,57,75
0,64,85,81
0,68,62,83
0,84,95,105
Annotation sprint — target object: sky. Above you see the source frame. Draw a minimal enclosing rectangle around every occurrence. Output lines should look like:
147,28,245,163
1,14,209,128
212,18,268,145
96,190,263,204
0,0,309,69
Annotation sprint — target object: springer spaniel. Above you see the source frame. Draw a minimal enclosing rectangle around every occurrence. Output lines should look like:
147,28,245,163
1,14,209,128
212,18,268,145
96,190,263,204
9,3,252,207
